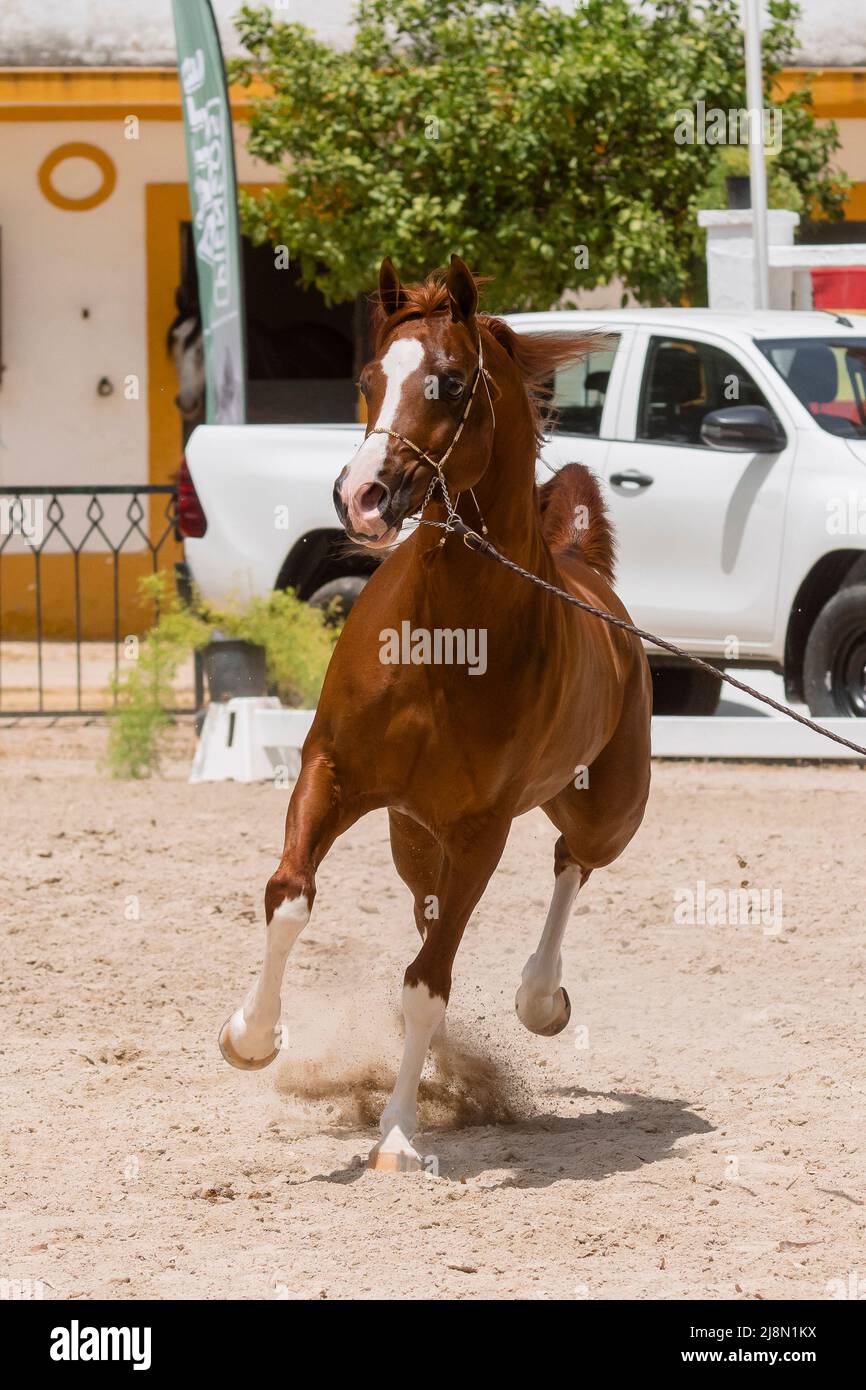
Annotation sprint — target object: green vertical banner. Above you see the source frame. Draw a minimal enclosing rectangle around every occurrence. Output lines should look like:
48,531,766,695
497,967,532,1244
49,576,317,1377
171,0,246,424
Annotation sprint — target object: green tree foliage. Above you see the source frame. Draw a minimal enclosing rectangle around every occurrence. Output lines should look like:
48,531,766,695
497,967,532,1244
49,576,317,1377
231,0,847,308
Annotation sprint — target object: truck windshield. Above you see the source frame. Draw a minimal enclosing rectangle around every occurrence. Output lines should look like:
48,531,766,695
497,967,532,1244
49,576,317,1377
757,337,866,438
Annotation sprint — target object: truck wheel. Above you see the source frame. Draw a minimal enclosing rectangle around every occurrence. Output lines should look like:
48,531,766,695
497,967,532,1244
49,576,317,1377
803,585,866,717
651,663,722,716
307,575,367,625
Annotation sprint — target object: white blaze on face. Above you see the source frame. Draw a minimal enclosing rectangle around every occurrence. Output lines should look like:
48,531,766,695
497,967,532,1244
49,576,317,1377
341,336,425,534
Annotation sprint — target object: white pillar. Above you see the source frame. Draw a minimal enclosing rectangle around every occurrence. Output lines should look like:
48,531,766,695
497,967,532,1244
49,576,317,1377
743,0,770,308
698,209,800,311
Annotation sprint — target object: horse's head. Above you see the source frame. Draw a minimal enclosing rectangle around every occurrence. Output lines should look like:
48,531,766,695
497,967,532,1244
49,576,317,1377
168,306,205,422
334,256,497,548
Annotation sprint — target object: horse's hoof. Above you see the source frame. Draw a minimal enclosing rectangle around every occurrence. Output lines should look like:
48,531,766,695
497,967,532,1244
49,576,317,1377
515,985,571,1037
218,1015,280,1071
368,1147,423,1173
368,1126,423,1173
535,986,571,1036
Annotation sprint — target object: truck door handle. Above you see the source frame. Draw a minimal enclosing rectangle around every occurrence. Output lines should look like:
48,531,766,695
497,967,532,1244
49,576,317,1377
610,469,654,491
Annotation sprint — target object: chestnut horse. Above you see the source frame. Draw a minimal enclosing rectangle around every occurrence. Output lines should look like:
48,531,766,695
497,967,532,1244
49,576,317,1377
219,256,652,1170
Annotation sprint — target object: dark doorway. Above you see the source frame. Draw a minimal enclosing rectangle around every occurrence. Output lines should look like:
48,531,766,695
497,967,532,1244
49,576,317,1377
179,225,360,423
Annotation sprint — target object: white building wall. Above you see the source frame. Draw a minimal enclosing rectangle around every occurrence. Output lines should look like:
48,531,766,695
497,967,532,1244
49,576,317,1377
0,0,863,66
0,119,265,493
790,0,866,65
0,0,354,65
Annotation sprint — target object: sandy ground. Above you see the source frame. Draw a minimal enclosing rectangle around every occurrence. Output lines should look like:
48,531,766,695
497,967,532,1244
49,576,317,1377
1,722,864,1302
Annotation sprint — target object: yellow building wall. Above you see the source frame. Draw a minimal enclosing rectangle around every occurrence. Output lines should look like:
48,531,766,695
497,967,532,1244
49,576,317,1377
0,73,270,641
1,554,172,640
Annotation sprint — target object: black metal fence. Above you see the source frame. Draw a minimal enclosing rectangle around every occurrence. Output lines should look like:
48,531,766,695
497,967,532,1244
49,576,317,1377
0,484,199,718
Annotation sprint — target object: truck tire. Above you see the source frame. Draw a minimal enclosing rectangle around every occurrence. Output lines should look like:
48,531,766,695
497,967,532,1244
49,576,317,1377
307,575,367,624
803,585,866,717
651,663,722,716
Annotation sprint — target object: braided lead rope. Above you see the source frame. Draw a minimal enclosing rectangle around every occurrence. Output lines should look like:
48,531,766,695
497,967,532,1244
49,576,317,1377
438,515,866,760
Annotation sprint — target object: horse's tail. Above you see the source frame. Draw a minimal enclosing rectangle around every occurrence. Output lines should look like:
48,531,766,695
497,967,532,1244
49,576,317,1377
538,463,616,584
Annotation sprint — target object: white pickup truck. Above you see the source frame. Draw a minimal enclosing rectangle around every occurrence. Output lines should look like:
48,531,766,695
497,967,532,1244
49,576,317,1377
181,307,866,718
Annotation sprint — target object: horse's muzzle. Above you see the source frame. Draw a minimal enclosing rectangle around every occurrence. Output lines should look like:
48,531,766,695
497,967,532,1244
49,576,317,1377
333,464,405,547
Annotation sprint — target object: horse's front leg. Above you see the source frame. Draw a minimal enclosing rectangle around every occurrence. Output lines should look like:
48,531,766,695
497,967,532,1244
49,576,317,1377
370,815,510,1171
219,751,357,1070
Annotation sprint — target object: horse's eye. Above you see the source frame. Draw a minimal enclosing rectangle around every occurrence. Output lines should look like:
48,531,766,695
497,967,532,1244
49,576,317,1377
443,375,465,399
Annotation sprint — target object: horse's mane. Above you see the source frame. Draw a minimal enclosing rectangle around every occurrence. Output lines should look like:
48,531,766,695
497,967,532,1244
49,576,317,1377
371,268,604,446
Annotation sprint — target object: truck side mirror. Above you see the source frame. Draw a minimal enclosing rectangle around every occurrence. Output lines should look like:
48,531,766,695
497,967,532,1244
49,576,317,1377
700,405,786,453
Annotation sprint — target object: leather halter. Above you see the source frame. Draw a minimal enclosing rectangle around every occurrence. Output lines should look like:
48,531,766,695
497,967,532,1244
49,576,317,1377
366,334,496,542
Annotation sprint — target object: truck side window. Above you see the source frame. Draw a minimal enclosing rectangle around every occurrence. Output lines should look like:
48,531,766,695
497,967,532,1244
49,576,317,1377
547,341,619,437
637,336,770,446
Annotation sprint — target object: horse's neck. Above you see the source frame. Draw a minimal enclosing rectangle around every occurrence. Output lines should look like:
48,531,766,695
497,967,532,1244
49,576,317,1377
413,421,550,618
461,419,546,566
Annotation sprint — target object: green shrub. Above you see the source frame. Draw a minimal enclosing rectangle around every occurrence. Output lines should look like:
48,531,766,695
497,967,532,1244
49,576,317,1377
696,146,805,216
220,588,339,708
106,574,338,778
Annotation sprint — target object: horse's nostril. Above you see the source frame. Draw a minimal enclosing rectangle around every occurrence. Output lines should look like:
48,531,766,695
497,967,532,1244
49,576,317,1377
358,482,387,516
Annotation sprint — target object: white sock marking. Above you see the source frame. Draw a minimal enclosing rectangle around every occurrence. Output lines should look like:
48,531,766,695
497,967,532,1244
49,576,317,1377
516,864,582,1029
379,981,445,1145
227,894,310,1059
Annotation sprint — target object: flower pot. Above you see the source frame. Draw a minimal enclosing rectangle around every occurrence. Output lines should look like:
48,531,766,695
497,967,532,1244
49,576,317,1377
725,175,751,209
202,638,268,703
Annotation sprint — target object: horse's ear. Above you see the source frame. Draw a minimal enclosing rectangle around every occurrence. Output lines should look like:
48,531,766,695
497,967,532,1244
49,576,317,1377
378,257,406,317
447,254,478,324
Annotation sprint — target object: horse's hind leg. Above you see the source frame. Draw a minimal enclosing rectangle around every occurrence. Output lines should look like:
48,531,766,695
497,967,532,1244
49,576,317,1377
514,835,583,1036
219,752,358,1070
517,710,651,1037
371,815,510,1171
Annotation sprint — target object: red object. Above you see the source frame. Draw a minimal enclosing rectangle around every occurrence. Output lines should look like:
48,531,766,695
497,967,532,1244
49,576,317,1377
177,455,207,538
811,268,866,312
